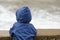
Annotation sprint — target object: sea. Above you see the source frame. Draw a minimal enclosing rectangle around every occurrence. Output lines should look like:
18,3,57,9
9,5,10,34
0,0,60,30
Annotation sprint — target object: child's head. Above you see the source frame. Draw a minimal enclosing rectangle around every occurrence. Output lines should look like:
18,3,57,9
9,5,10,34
16,6,32,23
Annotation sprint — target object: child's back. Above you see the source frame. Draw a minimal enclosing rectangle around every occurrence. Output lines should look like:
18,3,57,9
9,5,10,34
9,6,37,40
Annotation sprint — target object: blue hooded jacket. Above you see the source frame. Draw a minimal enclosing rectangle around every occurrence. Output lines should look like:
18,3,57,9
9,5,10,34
9,6,37,40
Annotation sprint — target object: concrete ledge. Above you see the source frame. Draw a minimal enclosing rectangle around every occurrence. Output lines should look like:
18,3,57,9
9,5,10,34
37,29,60,36
0,29,60,40
0,30,9,37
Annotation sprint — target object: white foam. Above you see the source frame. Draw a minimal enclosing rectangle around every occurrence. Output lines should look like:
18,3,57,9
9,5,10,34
0,5,60,30
0,5,16,30
31,8,60,29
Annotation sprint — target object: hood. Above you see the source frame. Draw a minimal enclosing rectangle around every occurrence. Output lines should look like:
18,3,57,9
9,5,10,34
16,6,32,23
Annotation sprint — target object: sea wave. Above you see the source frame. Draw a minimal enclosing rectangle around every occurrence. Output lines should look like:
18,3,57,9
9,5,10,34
0,5,60,30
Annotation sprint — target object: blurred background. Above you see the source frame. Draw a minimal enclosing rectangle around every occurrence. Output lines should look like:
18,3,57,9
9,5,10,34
0,0,60,30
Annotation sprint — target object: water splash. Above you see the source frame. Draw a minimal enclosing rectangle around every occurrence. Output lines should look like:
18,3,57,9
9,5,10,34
0,5,60,30
0,5,16,30
31,8,60,29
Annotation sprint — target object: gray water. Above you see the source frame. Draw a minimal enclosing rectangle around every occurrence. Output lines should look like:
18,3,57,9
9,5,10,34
0,0,60,30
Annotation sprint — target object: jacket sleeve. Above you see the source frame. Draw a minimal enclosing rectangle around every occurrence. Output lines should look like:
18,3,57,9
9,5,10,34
9,23,15,37
31,24,37,36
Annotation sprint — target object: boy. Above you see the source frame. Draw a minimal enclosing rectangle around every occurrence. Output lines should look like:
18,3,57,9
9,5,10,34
9,6,37,40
